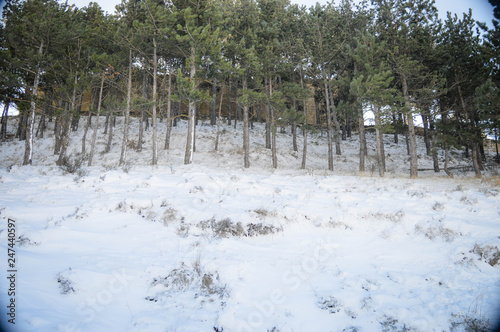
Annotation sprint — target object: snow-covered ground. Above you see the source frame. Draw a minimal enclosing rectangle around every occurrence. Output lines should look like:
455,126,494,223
1,116,499,332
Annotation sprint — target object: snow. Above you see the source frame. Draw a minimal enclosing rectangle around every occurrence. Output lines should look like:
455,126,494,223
0,116,499,331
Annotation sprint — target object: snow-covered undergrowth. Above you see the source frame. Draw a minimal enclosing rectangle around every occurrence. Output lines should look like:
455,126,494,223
1,116,499,331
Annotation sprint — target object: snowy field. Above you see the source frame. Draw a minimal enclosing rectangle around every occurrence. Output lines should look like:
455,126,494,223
1,116,500,332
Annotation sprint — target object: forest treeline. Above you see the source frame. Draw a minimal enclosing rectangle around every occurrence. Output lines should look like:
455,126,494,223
0,0,499,178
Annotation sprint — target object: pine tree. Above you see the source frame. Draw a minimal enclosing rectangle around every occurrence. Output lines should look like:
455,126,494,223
476,79,500,162
351,33,398,177
440,11,490,178
2,0,65,165
170,0,221,164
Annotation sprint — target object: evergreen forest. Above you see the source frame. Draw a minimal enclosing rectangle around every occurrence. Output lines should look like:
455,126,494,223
1,0,500,178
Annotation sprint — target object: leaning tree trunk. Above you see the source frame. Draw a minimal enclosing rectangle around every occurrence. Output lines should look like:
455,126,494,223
215,84,224,152
23,41,43,165
184,46,197,165
120,49,133,166
88,74,105,167
164,69,173,150
327,82,342,156
402,76,418,179
323,75,334,171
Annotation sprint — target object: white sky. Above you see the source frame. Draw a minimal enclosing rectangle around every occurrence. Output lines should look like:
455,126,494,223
65,0,495,26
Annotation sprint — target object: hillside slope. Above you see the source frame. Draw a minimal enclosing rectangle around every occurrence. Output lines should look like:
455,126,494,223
0,117,499,332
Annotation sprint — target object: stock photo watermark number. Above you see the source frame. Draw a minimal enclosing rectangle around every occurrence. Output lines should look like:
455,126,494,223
6,218,17,325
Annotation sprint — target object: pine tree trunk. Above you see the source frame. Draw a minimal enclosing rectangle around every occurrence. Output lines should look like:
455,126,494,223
72,95,83,132
442,109,453,177
300,71,308,170
393,114,399,144
104,104,110,135
341,113,347,141
120,49,132,166
327,82,341,155
373,104,385,177
234,104,240,129
165,70,173,150
37,114,45,137
211,78,217,126
138,70,147,152
151,38,158,166
472,143,482,178
184,46,196,165
173,97,178,127
347,112,352,138
16,112,24,139
421,112,431,156
444,148,453,178
1,103,9,140
458,84,481,178
265,77,271,149
56,104,71,164
53,100,64,155
23,41,43,165
160,74,166,123
82,88,97,155
358,107,366,172
105,109,114,153
402,77,418,178
292,100,298,152
432,138,440,173
250,106,254,130
476,142,484,171
323,76,334,171
314,86,321,127
243,78,250,168
215,84,224,152
301,100,308,170
58,74,79,164
495,128,499,163
270,77,277,169
429,114,440,173
227,81,232,126
88,75,105,167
